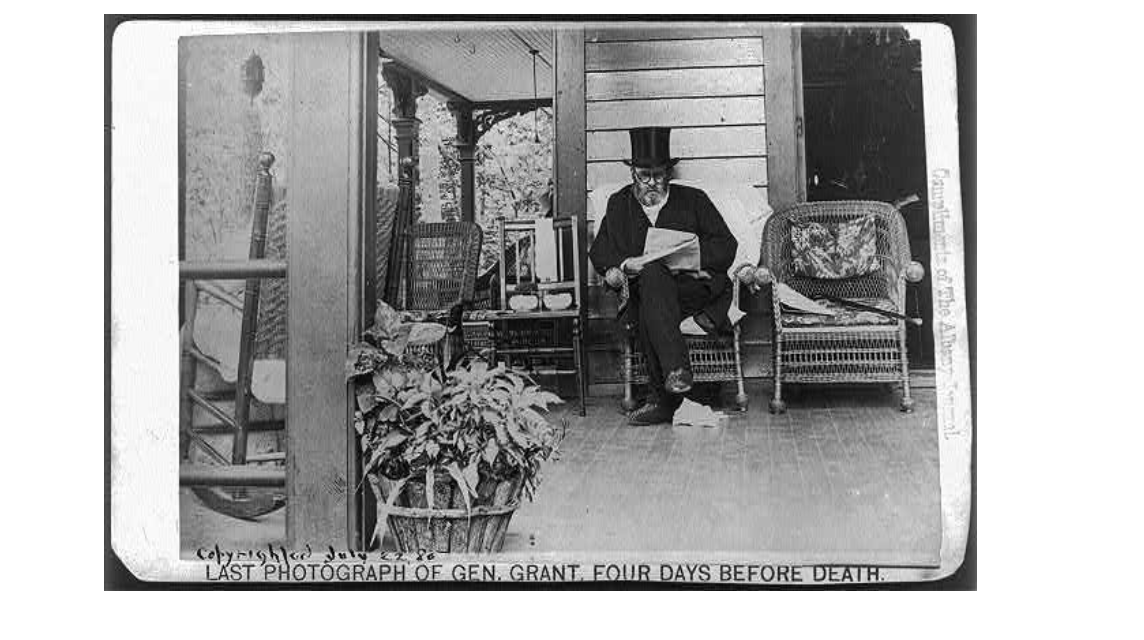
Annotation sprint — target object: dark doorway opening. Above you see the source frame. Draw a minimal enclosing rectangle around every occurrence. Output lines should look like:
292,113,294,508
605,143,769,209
801,26,934,368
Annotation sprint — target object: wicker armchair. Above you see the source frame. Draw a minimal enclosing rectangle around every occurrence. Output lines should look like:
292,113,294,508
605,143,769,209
588,181,770,413
609,265,761,412
391,221,483,317
388,221,484,368
758,200,925,413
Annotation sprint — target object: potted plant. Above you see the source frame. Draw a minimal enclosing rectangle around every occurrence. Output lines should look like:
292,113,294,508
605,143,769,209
347,302,564,553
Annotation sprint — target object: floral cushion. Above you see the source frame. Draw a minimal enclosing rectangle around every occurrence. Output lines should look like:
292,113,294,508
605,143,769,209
781,297,898,327
790,216,878,279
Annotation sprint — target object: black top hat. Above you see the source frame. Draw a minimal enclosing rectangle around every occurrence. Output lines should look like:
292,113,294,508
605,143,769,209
622,126,680,169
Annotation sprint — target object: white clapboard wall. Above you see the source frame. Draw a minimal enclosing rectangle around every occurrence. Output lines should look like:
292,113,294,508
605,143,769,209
581,25,774,381
584,26,768,204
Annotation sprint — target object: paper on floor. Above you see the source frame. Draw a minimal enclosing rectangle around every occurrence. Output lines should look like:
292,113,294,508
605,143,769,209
672,398,726,428
679,316,705,336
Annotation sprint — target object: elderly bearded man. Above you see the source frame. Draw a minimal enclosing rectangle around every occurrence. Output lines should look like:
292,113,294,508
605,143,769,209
589,127,738,426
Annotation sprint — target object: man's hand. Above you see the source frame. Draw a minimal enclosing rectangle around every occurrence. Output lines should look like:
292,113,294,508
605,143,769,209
620,258,644,276
604,267,626,289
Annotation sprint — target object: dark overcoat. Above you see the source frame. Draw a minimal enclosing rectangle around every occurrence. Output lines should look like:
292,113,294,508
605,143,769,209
589,184,738,329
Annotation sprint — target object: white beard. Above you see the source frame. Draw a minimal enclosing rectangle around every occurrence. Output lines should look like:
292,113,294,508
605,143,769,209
634,183,667,207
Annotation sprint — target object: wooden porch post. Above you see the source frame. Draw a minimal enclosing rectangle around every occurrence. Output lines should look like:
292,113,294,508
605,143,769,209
449,102,477,223
763,26,807,210
382,64,426,190
286,31,377,550
554,27,588,382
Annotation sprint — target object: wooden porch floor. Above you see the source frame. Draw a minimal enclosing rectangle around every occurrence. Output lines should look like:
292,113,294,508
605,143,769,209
181,384,941,565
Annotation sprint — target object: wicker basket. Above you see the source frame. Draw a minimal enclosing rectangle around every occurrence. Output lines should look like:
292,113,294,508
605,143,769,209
371,471,523,554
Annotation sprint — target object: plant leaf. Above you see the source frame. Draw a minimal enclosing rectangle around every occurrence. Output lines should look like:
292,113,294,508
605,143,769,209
527,389,564,409
372,371,394,397
356,387,378,414
402,391,429,410
444,462,473,513
378,403,399,422
482,439,500,465
374,302,403,338
463,459,481,496
346,344,383,379
492,417,508,445
407,322,447,346
519,407,547,427
364,446,385,474
378,431,409,451
384,369,408,390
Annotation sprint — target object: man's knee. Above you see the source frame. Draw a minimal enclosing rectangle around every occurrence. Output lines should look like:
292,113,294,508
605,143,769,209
640,261,673,290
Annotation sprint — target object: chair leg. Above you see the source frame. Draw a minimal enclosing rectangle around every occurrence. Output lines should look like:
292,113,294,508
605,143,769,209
573,319,586,417
179,341,198,460
769,394,786,414
898,325,914,413
769,326,786,414
732,325,748,412
179,282,200,461
621,335,638,413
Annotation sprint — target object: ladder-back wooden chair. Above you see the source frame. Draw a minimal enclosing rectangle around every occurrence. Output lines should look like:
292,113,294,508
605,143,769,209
179,152,286,520
481,216,587,415
758,200,926,413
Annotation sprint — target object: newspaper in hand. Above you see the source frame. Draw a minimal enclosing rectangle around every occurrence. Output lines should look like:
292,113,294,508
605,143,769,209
627,228,701,273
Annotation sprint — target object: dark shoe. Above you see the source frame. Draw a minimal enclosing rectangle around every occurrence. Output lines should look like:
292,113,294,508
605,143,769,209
695,310,734,336
665,367,694,395
627,402,675,426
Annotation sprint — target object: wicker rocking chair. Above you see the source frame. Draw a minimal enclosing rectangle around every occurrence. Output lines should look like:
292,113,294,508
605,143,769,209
758,200,926,413
179,152,287,520
180,153,405,520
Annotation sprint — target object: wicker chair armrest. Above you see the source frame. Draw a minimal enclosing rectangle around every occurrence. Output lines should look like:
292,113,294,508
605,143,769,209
732,262,756,285
615,270,631,308
733,262,773,291
902,260,926,284
600,266,625,289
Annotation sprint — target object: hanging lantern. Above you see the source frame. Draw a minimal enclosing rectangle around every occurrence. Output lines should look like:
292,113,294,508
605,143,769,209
241,52,264,100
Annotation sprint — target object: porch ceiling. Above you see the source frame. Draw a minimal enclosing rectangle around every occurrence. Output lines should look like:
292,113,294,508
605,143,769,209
378,26,554,104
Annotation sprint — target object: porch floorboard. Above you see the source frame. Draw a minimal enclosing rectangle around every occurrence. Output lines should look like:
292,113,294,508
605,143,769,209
180,384,940,564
